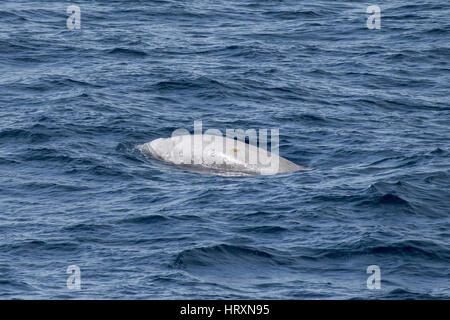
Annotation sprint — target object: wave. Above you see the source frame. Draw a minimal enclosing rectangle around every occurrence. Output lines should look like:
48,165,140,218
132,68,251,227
106,47,148,57
119,214,171,224
153,76,230,91
2,240,80,254
172,244,291,269
299,239,449,262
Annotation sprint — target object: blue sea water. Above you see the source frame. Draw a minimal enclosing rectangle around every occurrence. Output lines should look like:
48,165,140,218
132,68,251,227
0,0,449,299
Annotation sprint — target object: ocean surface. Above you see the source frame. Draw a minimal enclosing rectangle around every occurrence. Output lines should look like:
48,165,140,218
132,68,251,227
0,0,449,299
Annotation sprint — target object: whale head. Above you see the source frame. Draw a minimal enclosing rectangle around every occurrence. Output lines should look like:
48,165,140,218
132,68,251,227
144,137,173,160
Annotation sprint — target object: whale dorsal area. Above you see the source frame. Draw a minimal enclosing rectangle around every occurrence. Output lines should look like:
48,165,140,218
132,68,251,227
138,134,305,176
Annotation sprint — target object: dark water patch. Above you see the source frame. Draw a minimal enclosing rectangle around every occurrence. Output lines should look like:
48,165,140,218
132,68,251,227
89,164,134,179
0,157,19,165
378,193,409,205
0,128,53,144
171,214,207,223
106,47,148,57
429,147,447,155
359,182,412,207
17,181,89,193
0,279,34,292
3,240,80,255
356,179,450,217
153,76,229,92
62,223,113,233
263,9,324,20
17,147,73,163
119,215,171,225
231,211,285,224
384,288,443,300
369,240,449,261
273,113,330,124
301,239,449,262
239,225,288,234
8,76,103,92
172,244,290,270
0,40,39,54
423,171,450,185
0,10,28,22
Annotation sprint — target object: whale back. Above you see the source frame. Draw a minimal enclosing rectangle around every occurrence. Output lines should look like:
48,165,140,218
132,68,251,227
138,134,304,176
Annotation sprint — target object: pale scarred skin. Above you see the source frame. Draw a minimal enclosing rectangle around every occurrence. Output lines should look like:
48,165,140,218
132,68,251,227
138,134,305,176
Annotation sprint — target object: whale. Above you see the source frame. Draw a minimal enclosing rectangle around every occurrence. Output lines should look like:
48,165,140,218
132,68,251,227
137,134,306,176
